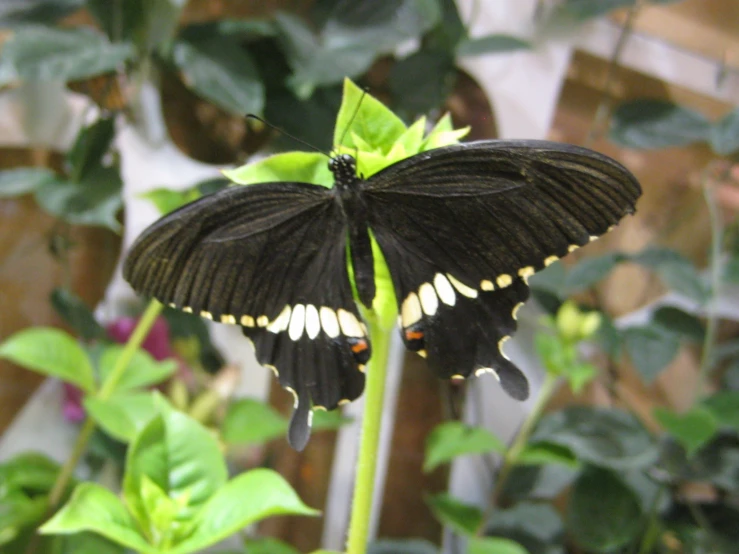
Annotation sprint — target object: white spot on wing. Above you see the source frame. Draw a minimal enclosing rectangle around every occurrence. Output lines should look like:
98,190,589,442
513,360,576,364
320,307,340,338
257,315,269,327
544,255,559,266
498,336,511,360
418,282,439,316
200,310,213,320
480,280,494,291
305,304,320,339
512,302,524,320
182,306,193,314
475,367,500,381
241,315,255,327
447,273,478,298
267,305,291,333
401,292,422,328
220,314,236,325
518,266,535,279
568,244,579,253
288,304,306,340
434,273,456,306
285,386,298,407
497,274,513,288
338,309,363,337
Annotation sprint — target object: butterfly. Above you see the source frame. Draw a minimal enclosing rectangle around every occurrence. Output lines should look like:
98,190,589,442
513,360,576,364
124,139,641,450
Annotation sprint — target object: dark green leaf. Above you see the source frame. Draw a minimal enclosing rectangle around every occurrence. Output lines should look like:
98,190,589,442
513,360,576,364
424,421,505,472
652,305,704,341
50,287,107,341
501,464,580,501
557,0,635,20
66,117,116,182
58,532,125,554
179,19,277,42
0,327,95,392
563,252,626,292
168,469,317,554
528,260,566,297
39,483,155,553
0,0,84,25
170,36,264,116
35,165,123,231
0,167,55,197
609,98,712,149
368,539,438,554
84,392,167,443
724,256,739,284
425,493,482,536
222,398,288,446
468,537,529,554
567,467,642,551
457,34,531,56
517,443,580,467
702,391,739,433
595,312,622,360
86,0,144,43
0,493,48,546
0,26,134,85
623,324,680,383
654,406,718,457
710,108,739,156
0,453,60,493
484,502,564,554
725,357,739,390
531,406,659,470
123,410,228,531
389,48,456,118
312,408,352,431
620,470,669,514
632,247,708,302
243,537,302,554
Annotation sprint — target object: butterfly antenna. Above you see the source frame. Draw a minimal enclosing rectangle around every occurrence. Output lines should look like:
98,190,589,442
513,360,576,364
246,114,330,157
336,87,369,152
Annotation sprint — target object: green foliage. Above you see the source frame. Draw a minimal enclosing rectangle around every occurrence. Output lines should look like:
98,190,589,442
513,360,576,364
457,35,531,57
50,288,108,342
710,108,739,156
222,397,290,446
484,502,564,554
0,167,55,197
424,422,506,472
623,324,681,382
467,537,529,554
0,327,95,392
368,539,438,554
654,406,718,456
84,392,169,443
425,493,482,536
98,345,177,391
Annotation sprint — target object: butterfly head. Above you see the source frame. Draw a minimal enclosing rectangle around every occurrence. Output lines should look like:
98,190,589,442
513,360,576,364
329,154,359,190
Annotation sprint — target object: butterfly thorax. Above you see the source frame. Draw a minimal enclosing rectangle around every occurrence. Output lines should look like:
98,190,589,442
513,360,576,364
329,154,376,308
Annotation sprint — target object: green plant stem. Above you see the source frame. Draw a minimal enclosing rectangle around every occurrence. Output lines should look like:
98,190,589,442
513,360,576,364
477,371,559,535
46,300,163,509
635,484,665,554
346,317,392,554
696,182,723,403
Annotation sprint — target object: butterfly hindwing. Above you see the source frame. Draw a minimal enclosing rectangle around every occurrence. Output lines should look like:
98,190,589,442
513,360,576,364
124,182,368,449
364,140,641,394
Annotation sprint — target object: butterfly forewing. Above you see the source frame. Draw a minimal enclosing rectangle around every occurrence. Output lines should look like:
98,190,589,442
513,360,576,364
363,140,641,393
124,182,368,449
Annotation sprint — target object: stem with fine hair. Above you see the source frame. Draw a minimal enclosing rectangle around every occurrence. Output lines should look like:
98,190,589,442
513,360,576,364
346,315,392,554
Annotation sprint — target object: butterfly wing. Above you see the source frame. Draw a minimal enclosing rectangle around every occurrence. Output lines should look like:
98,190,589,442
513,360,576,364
363,140,641,398
124,182,368,449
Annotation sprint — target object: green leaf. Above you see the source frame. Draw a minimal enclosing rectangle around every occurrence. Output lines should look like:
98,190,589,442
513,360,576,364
66,117,116,182
563,252,626,292
623,324,680,383
531,406,658,470
654,406,718,456
243,537,302,554
0,167,55,198
425,493,482,536
368,539,438,554
565,363,598,394
169,469,318,554
334,78,407,153
609,98,712,150
50,288,107,341
312,408,352,431
123,410,228,532
535,333,574,377
652,306,705,342
517,443,580,467
710,108,739,156
0,327,95,392
424,421,506,472
39,483,155,553
0,493,49,546
567,467,642,551
457,34,531,56
0,26,134,86
703,391,739,432
139,188,200,215
0,452,61,493
484,502,564,554
420,113,470,151
632,247,708,302
0,0,84,25
84,392,167,443
35,166,123,231
221,398,288,446
388,48,455,118
98,345,177,392
57,532,125,554
501,464,580,501
225,152,331,188
170,36,264,116
467,537,529,554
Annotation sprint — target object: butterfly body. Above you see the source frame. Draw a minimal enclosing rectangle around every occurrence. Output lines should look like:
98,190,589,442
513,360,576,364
124,139,641,450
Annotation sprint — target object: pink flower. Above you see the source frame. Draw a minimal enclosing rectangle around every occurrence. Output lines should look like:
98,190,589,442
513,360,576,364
62,383,85,423
106,316,173,360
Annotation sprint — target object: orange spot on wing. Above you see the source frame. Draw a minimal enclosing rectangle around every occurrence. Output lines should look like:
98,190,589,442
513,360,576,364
405,330,424,341
351,340,368,354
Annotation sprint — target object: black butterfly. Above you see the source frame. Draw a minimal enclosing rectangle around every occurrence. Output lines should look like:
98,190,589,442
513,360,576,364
124,140,641,449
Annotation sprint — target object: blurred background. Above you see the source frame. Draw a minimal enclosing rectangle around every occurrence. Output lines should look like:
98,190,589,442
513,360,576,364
0,0,738,552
